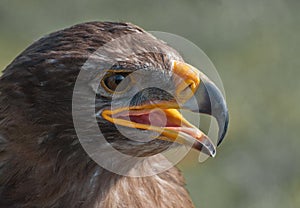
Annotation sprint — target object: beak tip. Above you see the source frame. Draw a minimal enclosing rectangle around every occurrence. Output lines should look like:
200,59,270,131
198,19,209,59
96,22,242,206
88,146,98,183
192,140,216,157
209,148,216,158
211,152,216,158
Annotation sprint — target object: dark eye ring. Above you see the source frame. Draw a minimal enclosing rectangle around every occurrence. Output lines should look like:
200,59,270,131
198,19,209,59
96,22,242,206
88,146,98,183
101,71,131,93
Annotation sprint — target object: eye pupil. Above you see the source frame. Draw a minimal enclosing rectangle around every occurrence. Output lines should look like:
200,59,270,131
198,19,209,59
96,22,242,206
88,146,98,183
103,73,130,92
114,74,125,85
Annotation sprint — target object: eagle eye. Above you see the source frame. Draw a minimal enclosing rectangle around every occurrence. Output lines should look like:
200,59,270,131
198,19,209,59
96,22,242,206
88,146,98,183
101,71,131,93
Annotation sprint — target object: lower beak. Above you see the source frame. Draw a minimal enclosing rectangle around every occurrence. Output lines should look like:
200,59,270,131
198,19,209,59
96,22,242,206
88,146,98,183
102,105,217,157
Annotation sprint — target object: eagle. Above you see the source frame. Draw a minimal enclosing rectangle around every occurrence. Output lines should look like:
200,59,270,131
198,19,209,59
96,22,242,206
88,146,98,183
0,22,228,208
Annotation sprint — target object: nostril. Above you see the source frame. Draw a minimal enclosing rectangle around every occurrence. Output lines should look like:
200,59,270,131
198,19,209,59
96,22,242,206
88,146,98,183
182,84,192,93
184,82,195,92
177,81,195,101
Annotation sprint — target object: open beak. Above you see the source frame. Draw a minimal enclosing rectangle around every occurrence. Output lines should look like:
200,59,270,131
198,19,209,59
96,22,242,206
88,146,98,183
101,61,228,157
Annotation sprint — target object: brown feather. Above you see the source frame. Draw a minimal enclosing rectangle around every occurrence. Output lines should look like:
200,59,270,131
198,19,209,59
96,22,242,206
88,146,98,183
0,22,194,208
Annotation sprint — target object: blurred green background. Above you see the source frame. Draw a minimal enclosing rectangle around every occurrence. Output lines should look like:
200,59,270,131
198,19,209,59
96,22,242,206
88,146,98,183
0,0,299,207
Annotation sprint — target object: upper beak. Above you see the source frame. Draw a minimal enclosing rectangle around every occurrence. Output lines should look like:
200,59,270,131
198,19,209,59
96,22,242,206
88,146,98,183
173,61,229,146
193,74,229,146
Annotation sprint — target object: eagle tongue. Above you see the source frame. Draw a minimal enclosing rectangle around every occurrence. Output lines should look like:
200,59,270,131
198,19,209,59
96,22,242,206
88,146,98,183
129,109,181,128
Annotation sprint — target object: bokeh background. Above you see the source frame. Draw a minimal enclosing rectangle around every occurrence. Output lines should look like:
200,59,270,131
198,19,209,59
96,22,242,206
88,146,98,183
0,0,299,207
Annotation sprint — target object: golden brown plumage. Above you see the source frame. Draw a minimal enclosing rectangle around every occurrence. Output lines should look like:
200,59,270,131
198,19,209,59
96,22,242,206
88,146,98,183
0,22,228,208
